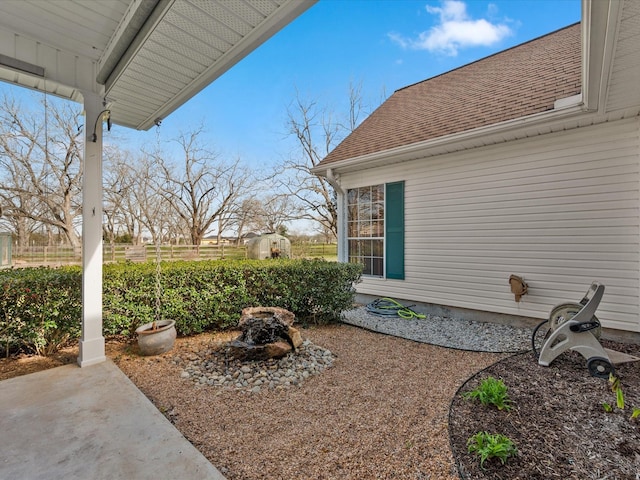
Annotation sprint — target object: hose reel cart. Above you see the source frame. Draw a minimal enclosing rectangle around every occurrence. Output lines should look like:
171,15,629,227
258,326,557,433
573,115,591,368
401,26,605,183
532,282,614,378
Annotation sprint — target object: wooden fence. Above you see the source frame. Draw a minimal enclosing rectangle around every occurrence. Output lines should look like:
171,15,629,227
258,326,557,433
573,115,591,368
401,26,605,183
11,243,337,266
12,244,245,266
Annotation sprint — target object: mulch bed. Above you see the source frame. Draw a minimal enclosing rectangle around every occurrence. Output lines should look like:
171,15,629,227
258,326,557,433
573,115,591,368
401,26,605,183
449,340,640,479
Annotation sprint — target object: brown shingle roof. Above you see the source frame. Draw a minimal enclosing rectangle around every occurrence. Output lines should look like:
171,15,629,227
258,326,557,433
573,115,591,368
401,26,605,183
320,23,581,166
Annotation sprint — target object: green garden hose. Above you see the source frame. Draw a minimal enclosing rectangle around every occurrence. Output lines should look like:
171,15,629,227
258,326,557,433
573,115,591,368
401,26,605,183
366,297,427,319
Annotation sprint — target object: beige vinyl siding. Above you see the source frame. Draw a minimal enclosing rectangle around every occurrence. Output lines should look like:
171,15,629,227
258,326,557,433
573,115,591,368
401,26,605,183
342,117,640,332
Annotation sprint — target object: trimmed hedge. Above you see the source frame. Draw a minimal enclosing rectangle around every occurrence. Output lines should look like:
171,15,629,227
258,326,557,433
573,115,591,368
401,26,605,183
0,267,82,356
0,259,362,355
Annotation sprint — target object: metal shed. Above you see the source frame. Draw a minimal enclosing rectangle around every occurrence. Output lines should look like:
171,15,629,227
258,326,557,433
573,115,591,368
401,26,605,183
246,233,291,259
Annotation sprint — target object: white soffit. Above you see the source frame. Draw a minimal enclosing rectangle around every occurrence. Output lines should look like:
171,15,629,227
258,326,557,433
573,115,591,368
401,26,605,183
0,0,130,103
0,0,315,131
105,0,315,130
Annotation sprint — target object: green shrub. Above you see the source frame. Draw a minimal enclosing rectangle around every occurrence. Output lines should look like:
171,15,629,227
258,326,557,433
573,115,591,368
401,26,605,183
463,376,513,411
104,259,361,335
1,259,362,355
0,267,82,356
467,431,517,468
242,259,362,324
102,262,155,336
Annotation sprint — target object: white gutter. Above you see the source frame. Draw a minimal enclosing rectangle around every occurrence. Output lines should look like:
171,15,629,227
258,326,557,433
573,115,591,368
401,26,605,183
97,0,163,85
312,98,588,176
325,168,347,262
325,168,344,195
581,0,621,113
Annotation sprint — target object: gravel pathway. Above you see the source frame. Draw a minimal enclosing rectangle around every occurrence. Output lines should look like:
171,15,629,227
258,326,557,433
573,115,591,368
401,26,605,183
341,305,533,353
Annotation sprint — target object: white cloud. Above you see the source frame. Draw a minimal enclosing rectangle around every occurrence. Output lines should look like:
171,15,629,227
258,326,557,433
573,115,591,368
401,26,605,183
387,32,409,49
389,0,512,56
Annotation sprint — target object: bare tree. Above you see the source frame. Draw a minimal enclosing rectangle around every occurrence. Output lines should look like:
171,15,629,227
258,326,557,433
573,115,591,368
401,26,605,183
226,196,261,245
126,153,173,244
224,191,300,243
0,94,83,247
254,194,300,233
103,145,149,245
0,146,41,248
274,81,368,239
103,148,136,244
153,127,251,246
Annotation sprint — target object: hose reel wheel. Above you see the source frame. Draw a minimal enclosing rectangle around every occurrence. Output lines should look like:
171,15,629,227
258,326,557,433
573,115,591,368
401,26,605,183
549,302,602,339
586,357,614,379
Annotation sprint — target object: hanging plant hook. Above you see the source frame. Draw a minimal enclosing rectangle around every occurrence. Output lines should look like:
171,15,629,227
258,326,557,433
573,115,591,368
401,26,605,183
91,109,111,142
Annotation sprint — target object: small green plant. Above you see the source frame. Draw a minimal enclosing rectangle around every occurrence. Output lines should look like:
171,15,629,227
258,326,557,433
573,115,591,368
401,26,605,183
467,431,517,468
609,374,625,410
603,374,640,420
463,376,513,411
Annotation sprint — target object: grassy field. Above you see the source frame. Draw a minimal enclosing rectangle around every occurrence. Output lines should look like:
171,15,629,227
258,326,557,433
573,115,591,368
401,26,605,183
291,243,337,260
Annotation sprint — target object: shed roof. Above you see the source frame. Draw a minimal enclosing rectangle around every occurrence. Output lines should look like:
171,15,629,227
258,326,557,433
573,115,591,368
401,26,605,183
320,23,581,166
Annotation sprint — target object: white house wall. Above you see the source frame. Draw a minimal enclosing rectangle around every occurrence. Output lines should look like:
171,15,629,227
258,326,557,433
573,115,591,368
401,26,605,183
341,117,640,333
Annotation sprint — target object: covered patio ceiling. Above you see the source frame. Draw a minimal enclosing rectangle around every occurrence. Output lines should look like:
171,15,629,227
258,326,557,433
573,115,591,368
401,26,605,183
0,0,315,367
0,0,314,130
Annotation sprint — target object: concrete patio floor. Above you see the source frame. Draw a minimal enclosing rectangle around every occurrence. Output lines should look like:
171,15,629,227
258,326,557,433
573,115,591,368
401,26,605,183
0,359,226,480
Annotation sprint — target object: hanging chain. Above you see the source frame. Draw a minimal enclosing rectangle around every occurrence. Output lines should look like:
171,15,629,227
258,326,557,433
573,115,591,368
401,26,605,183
153,122,163,327
154,236,162,326
42,78,50,242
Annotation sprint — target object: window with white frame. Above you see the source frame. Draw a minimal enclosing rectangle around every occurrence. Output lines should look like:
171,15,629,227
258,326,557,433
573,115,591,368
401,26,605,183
347,184,385,276
347,182,404,279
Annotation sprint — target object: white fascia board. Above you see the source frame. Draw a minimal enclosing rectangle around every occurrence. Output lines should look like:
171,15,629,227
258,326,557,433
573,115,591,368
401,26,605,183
312,102,590,177
132,0,317,130
97,0,162,85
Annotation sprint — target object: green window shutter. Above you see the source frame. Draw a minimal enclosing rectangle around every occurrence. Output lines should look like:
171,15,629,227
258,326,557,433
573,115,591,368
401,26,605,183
385,181,404,279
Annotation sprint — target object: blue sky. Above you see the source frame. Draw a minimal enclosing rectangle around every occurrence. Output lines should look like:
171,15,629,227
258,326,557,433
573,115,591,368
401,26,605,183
154,0,581,169
1,0,581,171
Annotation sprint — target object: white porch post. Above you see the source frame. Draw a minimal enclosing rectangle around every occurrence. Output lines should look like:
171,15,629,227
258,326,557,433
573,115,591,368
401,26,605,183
78,92,106,367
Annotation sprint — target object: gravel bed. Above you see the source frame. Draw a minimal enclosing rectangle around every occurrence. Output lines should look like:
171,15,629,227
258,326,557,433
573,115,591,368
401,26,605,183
174,339,335,392
341,306,533,353
173,305,530,395
116,325,503,479
112,306,535,478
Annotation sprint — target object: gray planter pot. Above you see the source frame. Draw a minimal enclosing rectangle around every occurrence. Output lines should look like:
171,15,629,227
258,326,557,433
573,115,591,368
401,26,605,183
136,320,176,356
